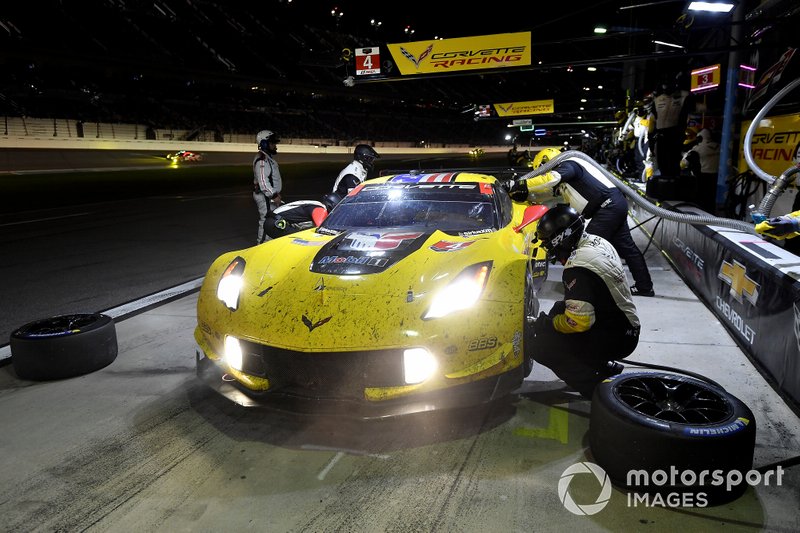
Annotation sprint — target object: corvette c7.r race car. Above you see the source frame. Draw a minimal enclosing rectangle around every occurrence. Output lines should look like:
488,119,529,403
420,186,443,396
166,150,203,162
194,171,549,417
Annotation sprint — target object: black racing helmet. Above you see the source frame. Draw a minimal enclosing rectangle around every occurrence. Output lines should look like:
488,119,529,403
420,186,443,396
535,204,584,263
354,144,380,170
321,192,343,211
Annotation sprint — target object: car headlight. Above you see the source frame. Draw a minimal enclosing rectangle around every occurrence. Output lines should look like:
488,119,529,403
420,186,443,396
423,261,492,319
217,257,245,310
224,335,243,371
403,348,438,384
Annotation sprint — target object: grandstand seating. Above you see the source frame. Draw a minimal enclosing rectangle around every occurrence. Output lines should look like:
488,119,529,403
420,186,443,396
0,2,511,147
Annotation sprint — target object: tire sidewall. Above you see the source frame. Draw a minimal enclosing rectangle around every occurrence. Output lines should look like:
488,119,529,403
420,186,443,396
590,372,756,503
10,313,118,381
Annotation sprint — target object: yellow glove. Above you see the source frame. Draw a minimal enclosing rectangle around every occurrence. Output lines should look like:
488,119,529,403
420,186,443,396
755,212,800,240
524,171,561,195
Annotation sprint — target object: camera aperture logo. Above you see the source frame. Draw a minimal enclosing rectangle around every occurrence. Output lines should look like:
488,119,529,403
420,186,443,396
558,462,612,515
559,462,785,514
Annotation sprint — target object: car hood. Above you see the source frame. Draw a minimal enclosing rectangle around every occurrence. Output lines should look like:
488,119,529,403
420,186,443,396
244,228,513,299
199,227,527,351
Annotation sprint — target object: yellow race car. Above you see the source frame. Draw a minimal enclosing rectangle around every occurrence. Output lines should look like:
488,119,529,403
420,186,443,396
195,171,549,417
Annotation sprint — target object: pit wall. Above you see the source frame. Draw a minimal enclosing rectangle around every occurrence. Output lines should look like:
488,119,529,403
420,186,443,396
630,200,800,410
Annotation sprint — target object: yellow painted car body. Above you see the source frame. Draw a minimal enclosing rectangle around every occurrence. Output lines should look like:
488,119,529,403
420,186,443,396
194,171,548,417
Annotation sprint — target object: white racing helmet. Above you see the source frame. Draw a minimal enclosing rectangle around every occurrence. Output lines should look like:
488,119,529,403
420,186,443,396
256,130,280,154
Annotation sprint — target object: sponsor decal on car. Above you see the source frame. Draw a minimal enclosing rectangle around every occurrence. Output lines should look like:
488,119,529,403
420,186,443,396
468,336,498,351
430,240,475,252
339,231,424,251
291,238,326,246
459,228,493,237
318,255,389,267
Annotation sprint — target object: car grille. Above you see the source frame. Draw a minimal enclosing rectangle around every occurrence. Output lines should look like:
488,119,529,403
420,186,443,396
239,340,406,399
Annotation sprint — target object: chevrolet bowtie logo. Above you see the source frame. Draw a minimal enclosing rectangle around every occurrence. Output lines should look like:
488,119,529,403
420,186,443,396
718,259,759,306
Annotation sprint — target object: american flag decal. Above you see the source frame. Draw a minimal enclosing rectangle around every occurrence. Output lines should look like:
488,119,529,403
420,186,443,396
419,173,456,183
388,172,458,183
342,231,424,251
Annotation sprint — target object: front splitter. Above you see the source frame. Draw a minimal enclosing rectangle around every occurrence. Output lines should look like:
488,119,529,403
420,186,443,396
196,350,523,419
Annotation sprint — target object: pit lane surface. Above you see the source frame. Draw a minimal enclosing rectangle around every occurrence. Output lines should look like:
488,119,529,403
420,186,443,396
0,151,798,530
2,247,799,531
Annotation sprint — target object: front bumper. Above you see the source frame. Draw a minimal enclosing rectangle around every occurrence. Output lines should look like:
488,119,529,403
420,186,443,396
195,348,523,419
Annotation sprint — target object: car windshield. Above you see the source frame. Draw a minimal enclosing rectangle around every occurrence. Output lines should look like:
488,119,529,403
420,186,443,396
320,182,498,234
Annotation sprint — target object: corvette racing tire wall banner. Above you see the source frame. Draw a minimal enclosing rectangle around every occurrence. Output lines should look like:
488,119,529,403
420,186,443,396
636,201,800,409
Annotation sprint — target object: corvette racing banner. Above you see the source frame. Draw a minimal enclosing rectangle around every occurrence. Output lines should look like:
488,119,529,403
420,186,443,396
738,112,800,177
387,32,531,76
493,99,554,117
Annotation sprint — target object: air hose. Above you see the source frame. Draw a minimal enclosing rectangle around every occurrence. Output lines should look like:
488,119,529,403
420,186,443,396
516,149,758,234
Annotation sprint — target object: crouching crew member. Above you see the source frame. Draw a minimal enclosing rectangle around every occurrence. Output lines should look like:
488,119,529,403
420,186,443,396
530,205,641,399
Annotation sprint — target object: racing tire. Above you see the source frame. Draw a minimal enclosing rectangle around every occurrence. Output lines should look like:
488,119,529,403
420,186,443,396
589,372,756,505
522,267,540,377
10,313,118,381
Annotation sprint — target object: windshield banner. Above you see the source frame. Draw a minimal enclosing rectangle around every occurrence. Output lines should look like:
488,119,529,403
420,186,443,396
387,32,531,76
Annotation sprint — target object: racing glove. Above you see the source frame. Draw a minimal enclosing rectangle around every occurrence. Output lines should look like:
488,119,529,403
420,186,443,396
548,300,566,318
755,213,800,240
533,311,552,336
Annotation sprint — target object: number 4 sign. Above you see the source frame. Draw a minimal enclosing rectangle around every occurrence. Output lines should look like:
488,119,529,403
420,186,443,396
355,47,381,76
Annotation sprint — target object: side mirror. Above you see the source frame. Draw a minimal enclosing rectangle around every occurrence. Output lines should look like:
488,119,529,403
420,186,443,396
514,204,549,233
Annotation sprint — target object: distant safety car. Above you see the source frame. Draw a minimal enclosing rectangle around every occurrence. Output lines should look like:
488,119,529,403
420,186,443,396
194,171,549,417
166,150,203,162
